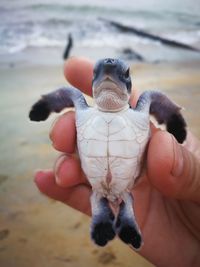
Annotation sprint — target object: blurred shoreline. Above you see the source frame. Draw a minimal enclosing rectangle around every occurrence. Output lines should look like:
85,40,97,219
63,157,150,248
1,0,200,61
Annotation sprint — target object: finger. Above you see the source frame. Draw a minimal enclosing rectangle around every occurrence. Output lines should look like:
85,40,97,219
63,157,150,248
147,131,200,203
64,57,94,96
34,170,91,215
49,111,76,153
129,89,140,108
184,131,200,160
54,154,88,187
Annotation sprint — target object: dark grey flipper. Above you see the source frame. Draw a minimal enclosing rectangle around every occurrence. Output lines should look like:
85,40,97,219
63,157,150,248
135,90,187,143
90,192,115,246
116,193,142,250
29,87,88,121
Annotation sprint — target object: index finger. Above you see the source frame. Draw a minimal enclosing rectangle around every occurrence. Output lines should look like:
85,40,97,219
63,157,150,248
64,57,94,96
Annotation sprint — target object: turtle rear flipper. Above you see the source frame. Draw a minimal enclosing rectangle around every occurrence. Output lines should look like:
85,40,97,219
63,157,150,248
115,193,142,250
29,87,89,121
90,193,116,246
135,90,187,143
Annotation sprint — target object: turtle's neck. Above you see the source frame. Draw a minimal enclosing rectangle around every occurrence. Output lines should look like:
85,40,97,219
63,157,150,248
95,104,130,113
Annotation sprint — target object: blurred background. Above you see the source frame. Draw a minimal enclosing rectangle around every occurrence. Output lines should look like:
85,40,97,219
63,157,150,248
0,0,200,266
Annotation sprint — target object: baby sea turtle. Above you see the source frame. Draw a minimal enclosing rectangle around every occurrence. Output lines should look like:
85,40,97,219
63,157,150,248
29,58,187,250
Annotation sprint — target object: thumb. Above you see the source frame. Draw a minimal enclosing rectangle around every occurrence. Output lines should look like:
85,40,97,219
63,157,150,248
147,131,200,204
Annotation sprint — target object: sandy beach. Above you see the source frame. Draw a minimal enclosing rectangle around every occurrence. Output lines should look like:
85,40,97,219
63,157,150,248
0,49,200,267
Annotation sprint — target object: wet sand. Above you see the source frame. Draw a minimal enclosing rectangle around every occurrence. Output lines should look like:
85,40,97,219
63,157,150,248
0,59,200,267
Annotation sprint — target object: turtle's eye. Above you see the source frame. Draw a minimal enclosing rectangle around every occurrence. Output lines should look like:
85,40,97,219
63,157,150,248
93,68,97,80
124,68,130,79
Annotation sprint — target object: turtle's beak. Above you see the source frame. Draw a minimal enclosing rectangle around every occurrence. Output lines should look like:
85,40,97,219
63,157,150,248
101,76,116,84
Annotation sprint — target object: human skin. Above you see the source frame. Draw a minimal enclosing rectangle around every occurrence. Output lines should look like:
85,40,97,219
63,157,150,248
34,57,200,267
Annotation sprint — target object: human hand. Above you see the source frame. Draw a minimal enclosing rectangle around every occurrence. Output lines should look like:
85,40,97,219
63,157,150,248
35,57,200,267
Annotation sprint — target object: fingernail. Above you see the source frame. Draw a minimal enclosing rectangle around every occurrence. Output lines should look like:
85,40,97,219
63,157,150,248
34,169,50,184
54,154,69,184
171,136,184,177
34,170,46,179
49,117,59,141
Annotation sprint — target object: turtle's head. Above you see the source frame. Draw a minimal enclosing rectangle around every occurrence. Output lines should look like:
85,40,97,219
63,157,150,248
92,58,132,112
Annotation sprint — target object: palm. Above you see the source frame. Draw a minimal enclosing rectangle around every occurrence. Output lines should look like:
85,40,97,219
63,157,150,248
132,174,199,266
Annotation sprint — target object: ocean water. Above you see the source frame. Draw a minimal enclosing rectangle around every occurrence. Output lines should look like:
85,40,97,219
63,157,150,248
0,0,200,63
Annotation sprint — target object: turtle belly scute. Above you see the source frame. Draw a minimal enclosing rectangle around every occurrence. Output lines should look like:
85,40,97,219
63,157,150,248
76,109,150,201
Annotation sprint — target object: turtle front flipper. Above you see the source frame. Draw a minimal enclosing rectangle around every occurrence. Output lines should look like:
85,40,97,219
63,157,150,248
29,87,88,121
135,90,187,143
